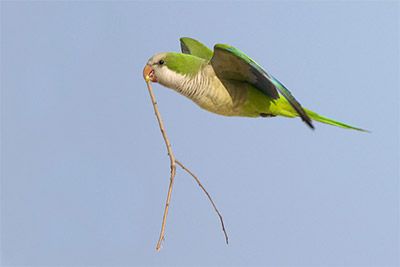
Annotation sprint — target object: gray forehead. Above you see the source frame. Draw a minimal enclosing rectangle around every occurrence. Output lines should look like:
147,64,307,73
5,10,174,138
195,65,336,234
148,53,167,64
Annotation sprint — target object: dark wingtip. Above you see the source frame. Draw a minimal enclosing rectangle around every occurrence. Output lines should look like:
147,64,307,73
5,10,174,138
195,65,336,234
293,106,314,130
303,118,315,130
292,103,314,130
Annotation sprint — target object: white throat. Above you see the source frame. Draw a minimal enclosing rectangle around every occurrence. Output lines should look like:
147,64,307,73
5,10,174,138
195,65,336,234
156,65,236,116
157,67,189,93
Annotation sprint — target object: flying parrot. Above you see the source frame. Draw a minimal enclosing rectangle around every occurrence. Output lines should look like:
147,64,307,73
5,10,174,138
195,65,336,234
143,37,366,131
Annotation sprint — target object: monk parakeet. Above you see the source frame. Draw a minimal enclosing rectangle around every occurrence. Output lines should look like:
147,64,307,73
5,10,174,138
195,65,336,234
143,37,366,131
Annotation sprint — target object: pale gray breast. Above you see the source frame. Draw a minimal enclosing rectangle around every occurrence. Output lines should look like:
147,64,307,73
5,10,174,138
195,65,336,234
181,65,248,115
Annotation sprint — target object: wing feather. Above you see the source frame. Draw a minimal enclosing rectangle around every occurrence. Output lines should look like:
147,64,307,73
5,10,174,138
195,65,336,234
180,37,213,61
210,44,313,128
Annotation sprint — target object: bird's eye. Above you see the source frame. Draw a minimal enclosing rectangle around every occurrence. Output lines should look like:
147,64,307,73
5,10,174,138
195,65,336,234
158,60,165,65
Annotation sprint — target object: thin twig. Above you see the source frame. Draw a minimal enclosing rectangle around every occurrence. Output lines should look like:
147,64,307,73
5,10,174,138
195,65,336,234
145,80,176,251
175,160,229,244
145,79,228,251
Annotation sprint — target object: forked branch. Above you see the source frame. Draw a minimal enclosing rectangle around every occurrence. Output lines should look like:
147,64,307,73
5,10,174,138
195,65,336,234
144,79,228,251
175,160,228,245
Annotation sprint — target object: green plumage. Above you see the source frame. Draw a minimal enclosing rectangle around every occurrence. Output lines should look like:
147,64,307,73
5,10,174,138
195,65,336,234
180,37,213,61
147,38,367,132
164,53,206,76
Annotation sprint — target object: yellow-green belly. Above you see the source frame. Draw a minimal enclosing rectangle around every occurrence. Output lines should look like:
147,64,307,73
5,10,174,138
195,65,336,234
192,80,296,118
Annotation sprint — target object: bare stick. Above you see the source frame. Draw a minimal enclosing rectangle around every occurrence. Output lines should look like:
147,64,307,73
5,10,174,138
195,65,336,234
175,160,229,244
145,80,176,251
144,79,228,251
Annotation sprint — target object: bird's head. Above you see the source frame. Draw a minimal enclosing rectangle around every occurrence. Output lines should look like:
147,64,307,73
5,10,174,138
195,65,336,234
143,52,206,89
143,53,168,83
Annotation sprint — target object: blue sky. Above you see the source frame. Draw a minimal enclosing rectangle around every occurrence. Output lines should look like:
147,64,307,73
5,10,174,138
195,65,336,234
1,1,399,266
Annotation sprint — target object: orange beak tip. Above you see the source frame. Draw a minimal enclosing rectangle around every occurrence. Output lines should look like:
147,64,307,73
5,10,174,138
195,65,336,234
143,64,156,82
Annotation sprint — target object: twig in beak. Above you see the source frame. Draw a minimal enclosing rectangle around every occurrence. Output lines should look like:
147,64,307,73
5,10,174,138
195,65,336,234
144,80,228,251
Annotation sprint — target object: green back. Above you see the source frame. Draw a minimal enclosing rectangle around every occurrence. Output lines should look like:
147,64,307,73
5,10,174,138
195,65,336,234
165,52,206,76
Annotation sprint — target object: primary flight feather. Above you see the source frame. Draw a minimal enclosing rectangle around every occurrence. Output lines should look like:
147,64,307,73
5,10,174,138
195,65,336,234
143,37,366,131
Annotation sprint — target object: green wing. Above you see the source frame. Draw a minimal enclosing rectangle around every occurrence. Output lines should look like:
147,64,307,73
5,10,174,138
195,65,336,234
210,44,313,129
180,37,213,61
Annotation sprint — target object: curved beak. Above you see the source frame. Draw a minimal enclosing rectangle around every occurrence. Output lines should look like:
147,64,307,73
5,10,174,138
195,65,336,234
143,64,157,82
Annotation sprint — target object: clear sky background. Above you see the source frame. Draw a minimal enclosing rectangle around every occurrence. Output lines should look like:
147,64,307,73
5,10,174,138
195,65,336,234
1,1,399,266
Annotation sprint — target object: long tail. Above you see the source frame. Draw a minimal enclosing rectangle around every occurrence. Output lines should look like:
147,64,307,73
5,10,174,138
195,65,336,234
273,98,368,132
305,109,368,132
